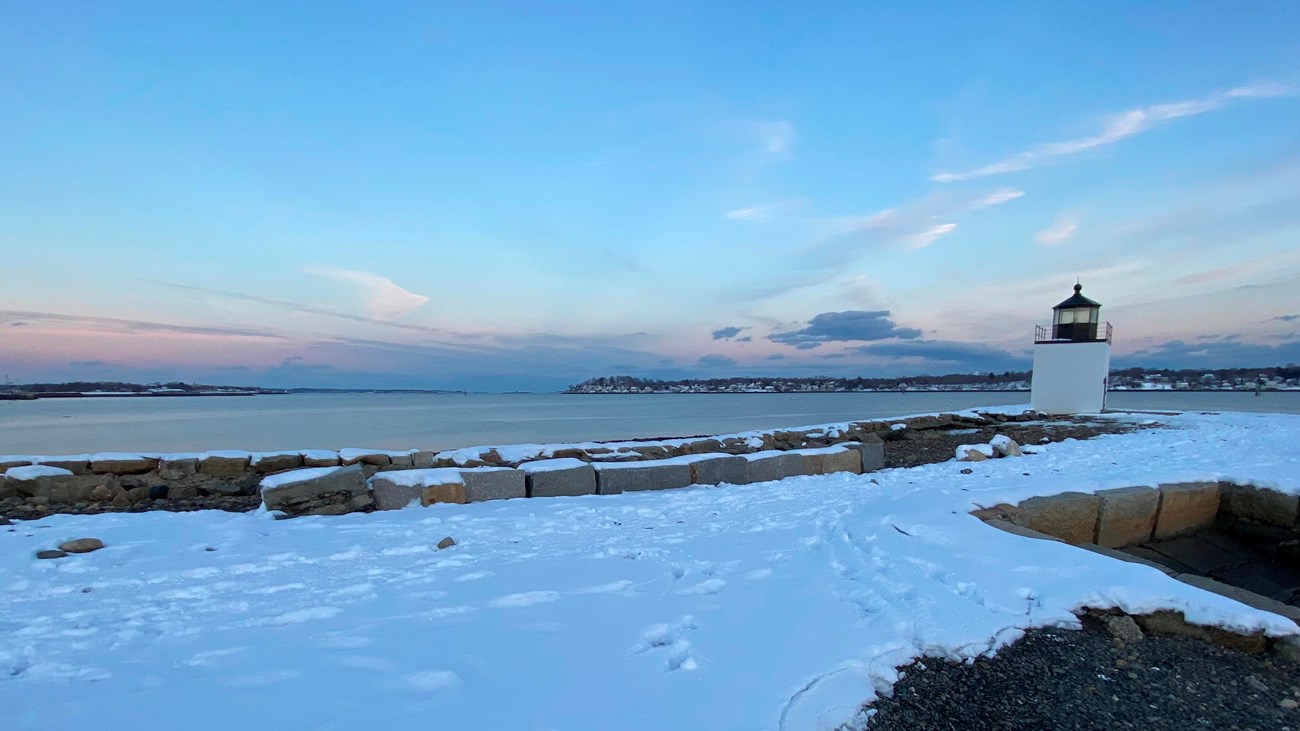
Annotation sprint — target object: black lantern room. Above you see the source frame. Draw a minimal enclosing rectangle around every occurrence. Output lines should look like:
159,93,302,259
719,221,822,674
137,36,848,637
1051,283,1102,341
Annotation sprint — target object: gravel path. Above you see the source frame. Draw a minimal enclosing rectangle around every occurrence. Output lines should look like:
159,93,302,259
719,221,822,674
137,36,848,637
883,418,1142,469
865,623,1300,731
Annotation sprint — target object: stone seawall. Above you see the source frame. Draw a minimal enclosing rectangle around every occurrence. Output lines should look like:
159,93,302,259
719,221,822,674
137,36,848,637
0,410,1033,515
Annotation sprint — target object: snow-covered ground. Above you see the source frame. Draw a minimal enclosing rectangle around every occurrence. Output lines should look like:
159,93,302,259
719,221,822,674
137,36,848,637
3,409,1299,731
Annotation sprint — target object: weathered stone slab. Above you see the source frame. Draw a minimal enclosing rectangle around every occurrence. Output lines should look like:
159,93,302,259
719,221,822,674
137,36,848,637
1078,543,1177,575
0,459,33,472
1133,609,1268,653
159,457,199,477
200,453,251,478
422,482,467,506
1154,482,1221,539
593,461,692,495
460,467,526,502
1143,535,1251,574
301,451,341,468
802,445,863,475
339,450,392,467
1095,486,1159,548
4,467,116,503
1013,492,1100,544
370,474,429,510
90,454,158,475
744,451,811,484
38,459,90,474
411,451,437,469
1219,482,1299,528
252,453,304,474
388,453,415,469
846,439,885,473
684,454,749,485
260,464,373,516
984,518,1064,543
519,458,596,498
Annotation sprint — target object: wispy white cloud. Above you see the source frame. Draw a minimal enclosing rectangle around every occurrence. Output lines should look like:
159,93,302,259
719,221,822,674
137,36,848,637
825,185,1020,251
723,198,801,221
1035,214,1080,245
749,120,796,156
907,223,957,250
304,267,430,320
973,187,1025,208
932,82,1293,183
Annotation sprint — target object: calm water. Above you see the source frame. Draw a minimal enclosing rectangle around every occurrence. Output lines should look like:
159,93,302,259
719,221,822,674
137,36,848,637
0,391,1296,456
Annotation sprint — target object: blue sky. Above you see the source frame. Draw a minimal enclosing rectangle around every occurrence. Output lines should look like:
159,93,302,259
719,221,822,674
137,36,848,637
2,2,1299,390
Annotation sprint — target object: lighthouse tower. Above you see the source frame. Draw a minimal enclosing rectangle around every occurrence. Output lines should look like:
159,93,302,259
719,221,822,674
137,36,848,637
1030,283,1112,414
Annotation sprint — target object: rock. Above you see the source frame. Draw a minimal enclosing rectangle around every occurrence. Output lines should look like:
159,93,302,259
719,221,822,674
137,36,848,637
437,536,456,550
846,438,886,472
88,484,116,502
158,457,199,478
1282,699,1299,710
1274,636,1300,662
58,538,105,553
260,464,373,517
7,472,116,503
1174,573,1300,624
1220,482,1299,528
459,468,526,502
148,485,169,500
1012,492,1101,544
1133,609,1268,654
40,459,90,474
1100,615,1145,644
744,452,811,483
956,446,990,462
593,461,692,495
683,454,749,486
1154,482,1221,539
989,435,1022,457
983,518,1065,543
252,453,304,474
411,451,437,469
519,459,597,498
301,451,341,468
421,482,468,506
200,454,251,478
36,549,68,559
1094,486,1159,548
90,456,158,475
111,492,130,508
340,451,392,467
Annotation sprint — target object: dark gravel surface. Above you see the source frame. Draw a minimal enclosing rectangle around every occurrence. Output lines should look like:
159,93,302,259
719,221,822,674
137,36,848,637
865,624,1300,731
884,418,1144,469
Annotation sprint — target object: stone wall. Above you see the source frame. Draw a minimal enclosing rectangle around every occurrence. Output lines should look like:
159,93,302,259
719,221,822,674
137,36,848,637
1,407,995,511
266,441,882,517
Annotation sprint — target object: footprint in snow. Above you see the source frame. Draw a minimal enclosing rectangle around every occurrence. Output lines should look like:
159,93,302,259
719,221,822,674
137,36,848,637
400,670,462,691
630,617,699,672
675,578,726,596
489,591,560,609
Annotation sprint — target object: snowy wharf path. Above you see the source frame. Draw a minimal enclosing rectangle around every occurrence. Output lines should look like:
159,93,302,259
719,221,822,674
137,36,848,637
3,410,1299,731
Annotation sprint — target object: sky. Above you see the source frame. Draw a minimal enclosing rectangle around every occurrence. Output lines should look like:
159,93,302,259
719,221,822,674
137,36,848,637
2,2,1299,392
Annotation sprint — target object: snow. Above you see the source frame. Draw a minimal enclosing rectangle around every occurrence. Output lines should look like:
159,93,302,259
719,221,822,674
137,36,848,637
3,465,73,480
370,468,464,487
516,457,589,473
338,448,418,461
258,466,342,490
3,409,1300,731
956,443,996,459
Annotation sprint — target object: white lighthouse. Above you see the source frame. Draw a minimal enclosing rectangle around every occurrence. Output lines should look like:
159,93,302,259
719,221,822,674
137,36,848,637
1030,283,1112,414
